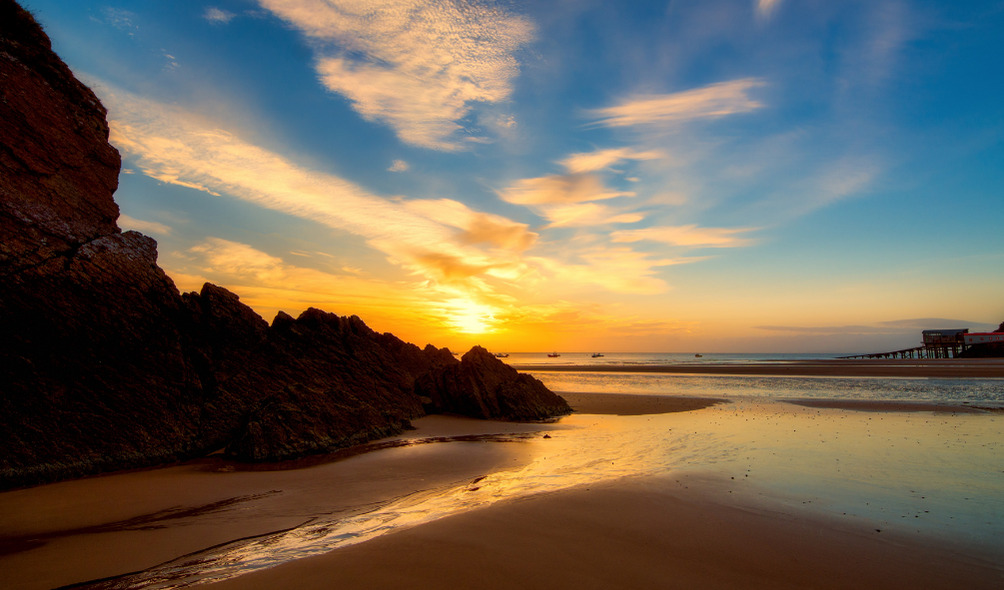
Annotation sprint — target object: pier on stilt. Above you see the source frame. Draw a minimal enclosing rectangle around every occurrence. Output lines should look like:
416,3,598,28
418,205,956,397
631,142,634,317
841,328,971,360
840,345,960,360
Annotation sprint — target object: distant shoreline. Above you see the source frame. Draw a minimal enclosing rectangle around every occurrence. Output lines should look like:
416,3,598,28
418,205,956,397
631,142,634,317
514,358,1004,378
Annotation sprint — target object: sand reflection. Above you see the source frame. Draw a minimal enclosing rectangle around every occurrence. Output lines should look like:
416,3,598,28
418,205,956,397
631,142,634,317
73,414,723,588
4,400,1001,589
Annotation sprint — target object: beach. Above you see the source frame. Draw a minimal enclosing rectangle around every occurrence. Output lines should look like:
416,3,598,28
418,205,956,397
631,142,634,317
1,370,1002,589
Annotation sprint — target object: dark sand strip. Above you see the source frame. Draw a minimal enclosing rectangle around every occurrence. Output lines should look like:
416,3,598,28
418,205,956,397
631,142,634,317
515,358,1004,378
560,391,726,415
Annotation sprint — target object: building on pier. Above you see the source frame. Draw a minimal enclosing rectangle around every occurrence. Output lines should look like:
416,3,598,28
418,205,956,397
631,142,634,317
964,332,1004,346
921,329,969,358
842,327,1004,360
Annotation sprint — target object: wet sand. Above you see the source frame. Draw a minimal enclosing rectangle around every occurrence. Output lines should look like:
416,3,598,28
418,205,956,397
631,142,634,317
211,475,1002,590
2,395,1001,589
515,358,1004,378
784,398,998,413
0,417,553,590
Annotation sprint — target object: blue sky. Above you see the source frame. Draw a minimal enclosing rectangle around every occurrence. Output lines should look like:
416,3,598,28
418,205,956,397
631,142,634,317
24,0,1004,352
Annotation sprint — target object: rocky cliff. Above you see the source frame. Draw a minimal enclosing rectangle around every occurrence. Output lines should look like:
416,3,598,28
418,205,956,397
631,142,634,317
0,1,568,489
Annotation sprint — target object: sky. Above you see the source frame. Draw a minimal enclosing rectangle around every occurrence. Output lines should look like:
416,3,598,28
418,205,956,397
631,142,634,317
24,0,1004,353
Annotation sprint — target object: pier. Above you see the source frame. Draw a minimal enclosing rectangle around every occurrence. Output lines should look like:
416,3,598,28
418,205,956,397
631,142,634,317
841,328,969,360
840,345,962,360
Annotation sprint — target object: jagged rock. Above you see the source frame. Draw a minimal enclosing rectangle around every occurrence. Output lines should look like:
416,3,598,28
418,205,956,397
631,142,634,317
0,0,120,272
0,0,568,489
416,346,571,421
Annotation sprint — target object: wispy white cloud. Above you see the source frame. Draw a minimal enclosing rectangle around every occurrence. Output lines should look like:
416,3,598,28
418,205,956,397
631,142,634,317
755,156,879,220
258,0,534,150
101,7,139,36
118,214,171,235
387,159,409,172
161,51,180,72
204,7,237,24
611,224,757,248
587,78,766,128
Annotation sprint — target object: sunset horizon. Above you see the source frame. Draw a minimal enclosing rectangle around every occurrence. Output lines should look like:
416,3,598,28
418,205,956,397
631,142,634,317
24,0,1004,354
3,2,1003,586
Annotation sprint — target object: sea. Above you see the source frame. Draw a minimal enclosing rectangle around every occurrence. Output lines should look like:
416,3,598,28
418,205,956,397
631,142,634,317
503,351,1004,407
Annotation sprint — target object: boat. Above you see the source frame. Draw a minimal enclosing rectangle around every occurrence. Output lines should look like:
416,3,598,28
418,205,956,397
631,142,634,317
494,352,509,358
547,352,560,357
694,353,703,358
591,353,604,358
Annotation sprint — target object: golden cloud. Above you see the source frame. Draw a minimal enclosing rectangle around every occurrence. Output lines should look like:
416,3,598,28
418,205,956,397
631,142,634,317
500,173,634,205
559,148,665,174
588,78,766,128
118,214,171,235
610,225,757,248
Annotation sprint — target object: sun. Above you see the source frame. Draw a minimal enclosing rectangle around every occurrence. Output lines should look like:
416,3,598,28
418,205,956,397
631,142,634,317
445,298,499,335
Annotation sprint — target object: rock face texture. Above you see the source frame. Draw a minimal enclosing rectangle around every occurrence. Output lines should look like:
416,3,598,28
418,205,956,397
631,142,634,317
0,1,568,489
416,347,571,421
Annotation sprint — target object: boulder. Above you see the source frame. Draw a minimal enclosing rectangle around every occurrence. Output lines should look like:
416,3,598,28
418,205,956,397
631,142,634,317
417,346,571,421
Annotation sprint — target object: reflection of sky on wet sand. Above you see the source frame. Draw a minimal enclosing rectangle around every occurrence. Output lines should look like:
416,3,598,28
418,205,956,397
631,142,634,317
533,371,1004,405
84,400,1003,588
665,401,1003,550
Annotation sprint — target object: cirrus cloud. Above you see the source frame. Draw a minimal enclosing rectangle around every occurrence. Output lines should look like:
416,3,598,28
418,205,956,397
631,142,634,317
258,0,534,150
500,173,634,206
559,147,665,174
587,78,766,128
611,225,758,248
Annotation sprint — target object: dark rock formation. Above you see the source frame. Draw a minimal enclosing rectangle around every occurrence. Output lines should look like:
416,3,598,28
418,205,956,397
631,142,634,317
0,1,568,489
416,347,571,421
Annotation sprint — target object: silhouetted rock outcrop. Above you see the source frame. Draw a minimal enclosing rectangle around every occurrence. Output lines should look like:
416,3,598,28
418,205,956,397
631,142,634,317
416,346,571,421
0,1,568,489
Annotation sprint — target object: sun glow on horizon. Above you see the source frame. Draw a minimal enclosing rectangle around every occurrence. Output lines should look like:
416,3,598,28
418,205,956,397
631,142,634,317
35,0,1002,355
442,298,500,335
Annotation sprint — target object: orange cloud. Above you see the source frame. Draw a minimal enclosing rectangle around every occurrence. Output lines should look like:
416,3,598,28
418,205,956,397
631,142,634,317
403,199,537,251
458,214,538,250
